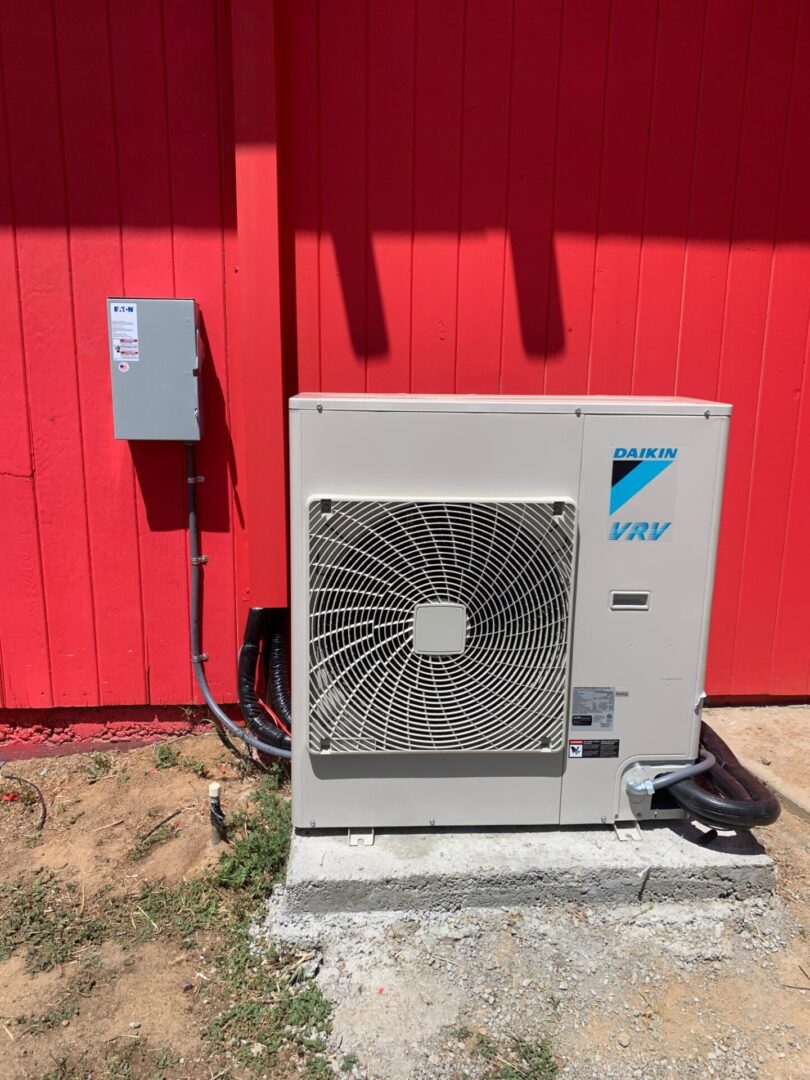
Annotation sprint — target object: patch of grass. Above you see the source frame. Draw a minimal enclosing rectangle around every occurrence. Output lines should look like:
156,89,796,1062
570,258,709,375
126,822,179,862
40,1055,92,1080
201,780,330,1073
153,742,180,770
340,1053,360,1071
181,755,210,779
469,1033,558,1080
476,1032,498,1060
206,978,332,1068
86,752,112,783
214,782,292,899
105,1046,135,1079
22,995,80,1034
451,1026,472,1042
0,872,109,972
305,1059,332,1079
134,876,220,942
4,776,316,1078
153,1048,180,1071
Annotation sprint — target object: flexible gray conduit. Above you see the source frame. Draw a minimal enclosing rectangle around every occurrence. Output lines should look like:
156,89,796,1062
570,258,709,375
186,444,291,760
651,748,715,791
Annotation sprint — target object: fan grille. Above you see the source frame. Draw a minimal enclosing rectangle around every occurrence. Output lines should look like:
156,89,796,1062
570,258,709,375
307,498,576,753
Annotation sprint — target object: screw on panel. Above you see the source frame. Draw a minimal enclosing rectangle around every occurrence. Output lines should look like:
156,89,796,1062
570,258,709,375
575,407,582,417
316,403,323,413
429,818,436,827
704,410,711,419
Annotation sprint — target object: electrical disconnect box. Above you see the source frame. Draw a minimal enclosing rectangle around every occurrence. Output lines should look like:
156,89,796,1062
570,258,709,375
107,297,202,441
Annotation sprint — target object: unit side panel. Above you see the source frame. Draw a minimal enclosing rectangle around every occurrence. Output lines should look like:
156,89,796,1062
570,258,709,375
560,415,729,824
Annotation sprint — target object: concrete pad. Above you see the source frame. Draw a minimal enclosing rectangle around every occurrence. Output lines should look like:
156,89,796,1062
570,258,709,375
285,824,774,913
708,705,810,822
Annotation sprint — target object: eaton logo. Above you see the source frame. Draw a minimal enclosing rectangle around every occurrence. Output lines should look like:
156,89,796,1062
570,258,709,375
609,521,671,542
113,304,135,313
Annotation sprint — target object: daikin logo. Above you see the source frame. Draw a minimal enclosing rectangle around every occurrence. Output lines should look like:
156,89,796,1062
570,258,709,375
610,447,678,514
614,447,678,460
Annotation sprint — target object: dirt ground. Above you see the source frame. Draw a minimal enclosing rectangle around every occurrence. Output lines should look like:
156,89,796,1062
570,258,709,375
0,735,271,1080
710,705,810,821
1,726,809,1079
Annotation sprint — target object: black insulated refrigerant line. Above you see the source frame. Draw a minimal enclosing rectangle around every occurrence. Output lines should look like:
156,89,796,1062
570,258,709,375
268,608,293,730
668,722,780,830
237,607,291,754
186,444,291,761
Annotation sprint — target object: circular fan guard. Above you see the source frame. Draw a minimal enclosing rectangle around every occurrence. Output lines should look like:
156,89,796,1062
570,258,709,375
308,499,576,752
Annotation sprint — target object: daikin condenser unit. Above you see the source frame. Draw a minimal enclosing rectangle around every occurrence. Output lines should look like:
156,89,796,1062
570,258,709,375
289,394,731,831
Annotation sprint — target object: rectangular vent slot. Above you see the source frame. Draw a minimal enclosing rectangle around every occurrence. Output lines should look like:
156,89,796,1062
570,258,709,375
610,590,650,611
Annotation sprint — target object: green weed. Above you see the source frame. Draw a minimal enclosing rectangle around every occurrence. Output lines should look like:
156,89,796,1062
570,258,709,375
126,823,179,862
86,752,112,783
473,1033,558,1080
214,783,292,899
153,743,180,770
181,756,210,778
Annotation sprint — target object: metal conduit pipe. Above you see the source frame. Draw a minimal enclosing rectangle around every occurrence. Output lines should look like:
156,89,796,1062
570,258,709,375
186,444,291,761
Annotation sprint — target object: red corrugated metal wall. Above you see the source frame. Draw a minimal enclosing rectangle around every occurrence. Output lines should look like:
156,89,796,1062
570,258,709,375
276,0,810,699
1,0,809,716
0,0,245,710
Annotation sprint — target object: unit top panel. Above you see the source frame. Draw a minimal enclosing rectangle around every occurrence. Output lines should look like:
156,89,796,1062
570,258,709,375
289,394,731,417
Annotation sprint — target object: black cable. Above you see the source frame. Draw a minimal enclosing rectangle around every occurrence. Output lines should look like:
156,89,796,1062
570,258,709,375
1,771,47,831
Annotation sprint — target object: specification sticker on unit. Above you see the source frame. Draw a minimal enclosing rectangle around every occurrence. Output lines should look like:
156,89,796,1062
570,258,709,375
110,302,140,362
569,739,620,759
571,686,615,731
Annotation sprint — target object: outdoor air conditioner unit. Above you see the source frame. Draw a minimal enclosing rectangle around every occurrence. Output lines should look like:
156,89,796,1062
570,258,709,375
289,394,730,831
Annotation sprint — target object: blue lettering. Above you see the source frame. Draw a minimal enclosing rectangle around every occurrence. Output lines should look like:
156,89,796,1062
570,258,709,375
627,522,649,541
649,521,671,540
613,447,678,460
609,522,632,541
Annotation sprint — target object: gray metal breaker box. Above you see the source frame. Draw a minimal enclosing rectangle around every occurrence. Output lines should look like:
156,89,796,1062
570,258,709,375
107,297,201,441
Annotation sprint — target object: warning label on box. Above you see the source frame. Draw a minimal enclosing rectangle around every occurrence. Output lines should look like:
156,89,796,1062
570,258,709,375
569,739,620,759
111,302,140,362
571,686,615,731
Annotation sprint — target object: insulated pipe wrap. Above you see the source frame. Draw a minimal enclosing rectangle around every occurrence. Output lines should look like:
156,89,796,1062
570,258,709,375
669,722,780,830
268,610,293,730
238,607,291,752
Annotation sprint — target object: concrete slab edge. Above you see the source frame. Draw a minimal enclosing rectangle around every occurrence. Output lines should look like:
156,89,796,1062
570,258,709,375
284,863,775,914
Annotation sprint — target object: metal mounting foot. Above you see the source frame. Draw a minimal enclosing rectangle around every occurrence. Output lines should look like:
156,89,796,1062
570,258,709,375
614,821,643,842
348,828,375,847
